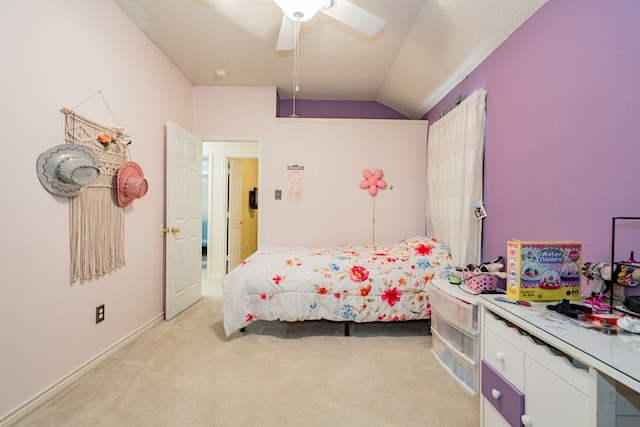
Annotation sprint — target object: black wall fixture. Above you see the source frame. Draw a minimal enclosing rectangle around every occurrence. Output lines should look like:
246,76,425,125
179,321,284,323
249,187,258,209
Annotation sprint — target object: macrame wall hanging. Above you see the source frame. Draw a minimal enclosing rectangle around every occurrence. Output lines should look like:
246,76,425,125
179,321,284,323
62,92,130,282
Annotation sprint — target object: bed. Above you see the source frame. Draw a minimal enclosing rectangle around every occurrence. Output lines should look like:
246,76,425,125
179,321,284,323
223,236,453,337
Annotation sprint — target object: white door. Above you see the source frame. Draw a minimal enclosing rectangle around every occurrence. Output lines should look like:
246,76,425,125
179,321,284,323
165,122,202,320
227,158,243,273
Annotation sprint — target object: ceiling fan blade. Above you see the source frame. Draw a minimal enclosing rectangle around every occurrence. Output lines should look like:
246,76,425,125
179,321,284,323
276,15,299,51
321,0,385,37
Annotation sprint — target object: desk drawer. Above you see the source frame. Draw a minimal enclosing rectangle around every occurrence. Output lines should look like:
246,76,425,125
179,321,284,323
483,324,525,390
482,360,524,427
483,307,523,341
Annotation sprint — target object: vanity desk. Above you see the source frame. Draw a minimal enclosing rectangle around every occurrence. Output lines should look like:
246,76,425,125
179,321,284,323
478,295,640,427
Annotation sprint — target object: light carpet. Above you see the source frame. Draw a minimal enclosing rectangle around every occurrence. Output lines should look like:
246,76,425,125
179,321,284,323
12,274,480,427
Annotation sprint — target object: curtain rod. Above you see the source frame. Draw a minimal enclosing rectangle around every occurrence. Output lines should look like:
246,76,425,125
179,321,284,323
439,94,465,118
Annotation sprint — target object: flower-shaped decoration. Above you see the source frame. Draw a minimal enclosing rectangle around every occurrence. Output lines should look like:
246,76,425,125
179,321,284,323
97,133,115,146
359,169,387,196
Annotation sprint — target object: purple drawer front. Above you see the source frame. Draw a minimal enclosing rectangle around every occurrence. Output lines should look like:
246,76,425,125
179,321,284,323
482,360,525,427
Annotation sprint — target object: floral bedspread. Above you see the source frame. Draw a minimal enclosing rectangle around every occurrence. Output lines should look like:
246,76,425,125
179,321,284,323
222,236,453,337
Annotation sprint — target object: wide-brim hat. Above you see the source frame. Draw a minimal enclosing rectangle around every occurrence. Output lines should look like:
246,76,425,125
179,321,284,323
36,144,100,197
117,161,148,208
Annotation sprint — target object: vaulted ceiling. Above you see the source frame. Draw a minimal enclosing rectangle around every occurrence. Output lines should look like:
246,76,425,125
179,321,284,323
114,0,547,119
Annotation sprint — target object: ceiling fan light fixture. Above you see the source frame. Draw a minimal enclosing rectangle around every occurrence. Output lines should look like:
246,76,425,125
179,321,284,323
275,0,331,22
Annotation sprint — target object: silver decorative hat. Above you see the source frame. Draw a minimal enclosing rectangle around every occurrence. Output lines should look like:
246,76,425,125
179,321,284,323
36,144,100,197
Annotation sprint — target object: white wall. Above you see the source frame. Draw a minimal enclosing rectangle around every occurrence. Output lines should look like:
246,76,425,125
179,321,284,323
1,0,192,419
262,119,429,246
194,86,429,251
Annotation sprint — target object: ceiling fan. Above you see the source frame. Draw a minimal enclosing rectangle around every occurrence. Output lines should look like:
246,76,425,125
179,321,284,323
274,0,386,51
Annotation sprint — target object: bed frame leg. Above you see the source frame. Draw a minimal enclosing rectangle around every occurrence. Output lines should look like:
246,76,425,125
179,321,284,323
426,319,432,336
344,322,350,336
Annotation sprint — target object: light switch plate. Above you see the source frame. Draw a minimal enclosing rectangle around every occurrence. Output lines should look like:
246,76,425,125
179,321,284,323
275,190,282,200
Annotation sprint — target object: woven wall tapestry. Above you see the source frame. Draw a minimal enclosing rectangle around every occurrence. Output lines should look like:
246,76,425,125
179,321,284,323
62,108,128,282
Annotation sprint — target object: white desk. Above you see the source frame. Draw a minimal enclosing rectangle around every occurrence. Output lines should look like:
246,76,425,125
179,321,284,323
478,296,640,426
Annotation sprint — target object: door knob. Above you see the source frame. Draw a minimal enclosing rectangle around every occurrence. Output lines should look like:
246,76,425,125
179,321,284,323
521,415,533,426
171,227,180,234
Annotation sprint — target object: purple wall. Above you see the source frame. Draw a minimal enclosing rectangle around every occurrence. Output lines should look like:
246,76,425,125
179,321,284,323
424,0,640,287
277,98,410,119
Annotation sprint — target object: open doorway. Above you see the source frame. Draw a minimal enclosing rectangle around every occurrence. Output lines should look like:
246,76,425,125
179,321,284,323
202,140,259,282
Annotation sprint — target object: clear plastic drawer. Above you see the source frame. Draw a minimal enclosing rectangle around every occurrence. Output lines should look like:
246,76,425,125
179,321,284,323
429,281,478,334
432,332,478,395
431,311,479,364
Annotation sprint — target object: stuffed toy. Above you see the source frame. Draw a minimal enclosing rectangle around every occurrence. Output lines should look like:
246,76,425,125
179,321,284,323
582,262,611,294
466,256,507,279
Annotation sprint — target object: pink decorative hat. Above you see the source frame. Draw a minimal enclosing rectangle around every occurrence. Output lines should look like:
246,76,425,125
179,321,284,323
117,161,148,208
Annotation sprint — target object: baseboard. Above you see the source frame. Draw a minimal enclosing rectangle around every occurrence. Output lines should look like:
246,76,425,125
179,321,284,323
204,271,223,282
0,313,165,427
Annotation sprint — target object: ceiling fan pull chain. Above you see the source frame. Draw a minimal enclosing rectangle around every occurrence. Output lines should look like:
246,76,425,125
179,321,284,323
291,19,300,117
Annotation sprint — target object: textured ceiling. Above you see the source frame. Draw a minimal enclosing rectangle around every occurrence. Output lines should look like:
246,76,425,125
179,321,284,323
113,0,547,119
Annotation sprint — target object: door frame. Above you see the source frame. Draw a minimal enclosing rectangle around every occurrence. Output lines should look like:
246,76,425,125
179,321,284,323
203,139,260,282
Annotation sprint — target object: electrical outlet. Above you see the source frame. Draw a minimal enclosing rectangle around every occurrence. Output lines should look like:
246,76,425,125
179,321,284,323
275,189,282,200
96,304,105,324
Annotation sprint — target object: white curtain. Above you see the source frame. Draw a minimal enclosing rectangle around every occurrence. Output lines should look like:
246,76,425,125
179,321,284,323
426,89,487,267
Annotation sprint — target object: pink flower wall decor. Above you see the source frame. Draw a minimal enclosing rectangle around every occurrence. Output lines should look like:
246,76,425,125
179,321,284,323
359,169,387,196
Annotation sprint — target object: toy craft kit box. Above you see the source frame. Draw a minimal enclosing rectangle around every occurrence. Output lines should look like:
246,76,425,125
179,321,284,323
506,241,582,301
